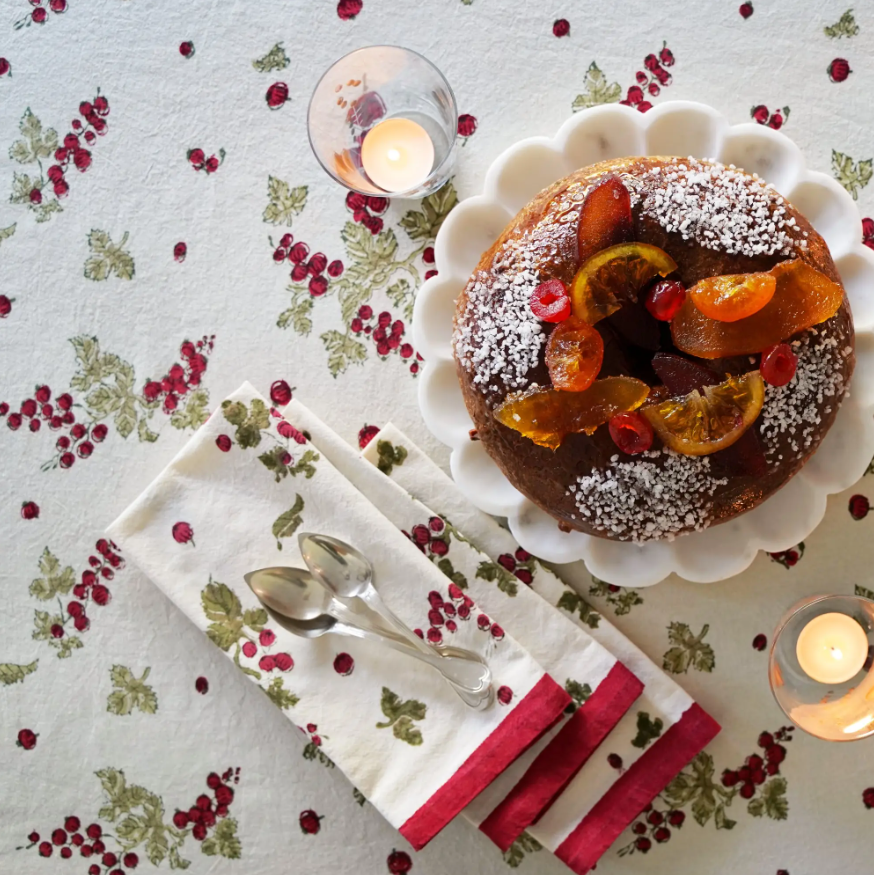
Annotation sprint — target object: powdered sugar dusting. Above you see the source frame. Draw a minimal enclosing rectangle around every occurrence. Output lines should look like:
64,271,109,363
629,158,801,258
568,449,729,542
760,329,850,459
453,238,544,393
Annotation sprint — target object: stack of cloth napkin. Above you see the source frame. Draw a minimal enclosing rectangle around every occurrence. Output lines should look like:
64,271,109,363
109,382,719,874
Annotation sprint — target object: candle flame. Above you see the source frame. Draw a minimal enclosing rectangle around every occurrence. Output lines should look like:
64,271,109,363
831,647,844,661
387,148,401,162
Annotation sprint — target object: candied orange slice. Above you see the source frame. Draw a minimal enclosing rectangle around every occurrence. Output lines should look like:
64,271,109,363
494,377,650,450
546,317,605,392
642,371,765,456
688,272,777,322
672,260,844,359
577,176,633,266
571,243,678,324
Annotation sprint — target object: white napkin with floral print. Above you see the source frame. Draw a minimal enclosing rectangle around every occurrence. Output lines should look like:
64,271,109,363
355,423,721,875
280,399,648,854
108,383,572,852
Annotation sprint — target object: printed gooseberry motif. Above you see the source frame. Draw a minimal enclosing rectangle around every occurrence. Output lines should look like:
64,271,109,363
195,676,209,694
333,652,354,675
862,217,874,251
358,424,379,448
173,242,187,263
187,148,225,174
271,230,345,295
863,787,874,809
172,522,195,546
351,306,420,373
0,58,10,76
553,18,570,37
457,113,477,144
752,633,767,651
850,494,870,520
751,104,790,130
0,295,13,317
20,500,40,520
299,809,323,835
387,849,413,873
179,40,195,58
497,686,513,705
266,82,289,109
14,0,67,29
828,58,852,82
269,379,293,405
495,547,536,585
739,1,753,17
620,43,675,111
345,190,388,235
337,0,363,19
17,728,37,750
768,542,804,568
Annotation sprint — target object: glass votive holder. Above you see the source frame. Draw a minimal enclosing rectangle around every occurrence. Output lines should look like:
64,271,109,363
769,594,874,741
308,46,457,199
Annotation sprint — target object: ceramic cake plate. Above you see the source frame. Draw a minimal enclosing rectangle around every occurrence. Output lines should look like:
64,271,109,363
412,101,874,586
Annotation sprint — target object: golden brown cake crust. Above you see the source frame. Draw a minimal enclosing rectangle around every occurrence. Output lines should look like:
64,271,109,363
452,157,855,542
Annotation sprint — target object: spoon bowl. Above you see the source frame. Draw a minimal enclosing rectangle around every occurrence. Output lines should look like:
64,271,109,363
299,533,372,598
244,566,332,621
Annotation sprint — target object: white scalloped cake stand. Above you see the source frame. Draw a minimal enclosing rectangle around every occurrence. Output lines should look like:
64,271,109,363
413,101,874,586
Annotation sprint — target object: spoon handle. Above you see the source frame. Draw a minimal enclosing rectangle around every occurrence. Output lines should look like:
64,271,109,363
332,620,493,709
358,587,436,655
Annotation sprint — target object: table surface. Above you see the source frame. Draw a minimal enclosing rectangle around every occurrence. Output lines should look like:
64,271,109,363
3,2,873,873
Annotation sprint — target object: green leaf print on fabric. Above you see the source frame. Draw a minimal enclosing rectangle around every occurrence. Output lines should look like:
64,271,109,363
29,547,75,600
303,741,335,767
476,560,518,596
572,62,622,112
631,711,664,749
83,229,135,281
258,447,320,482
253,42,290,72
376,439,407,475
277,295,314,334
832,150,872,199
376,687,427,745
824,9,859,38
399,184,459,242
263,176,308,225
107,665,158,716
0,223,16,247
264,676,299,710
663,622,715,674
556,589,601,629
588,578,643,616
169,388,210,430
0,660,38,685
201,818,241,858
9,108,58,164
565,679,592,712
32,609,83,658
747,776,788,820
664,752,737,829
321,329,367,377
352,787,367,806
502,831,542,868
201,578,268,679
271,495,304,549
222,398,270,448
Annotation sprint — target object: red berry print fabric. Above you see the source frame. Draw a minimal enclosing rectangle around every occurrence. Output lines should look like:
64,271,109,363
1,2,873,875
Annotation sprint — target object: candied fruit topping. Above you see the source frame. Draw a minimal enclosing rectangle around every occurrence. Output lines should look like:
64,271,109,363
545,317,604,392
651,352,721,396
494,376,650,450
645,279,687,321
577,175,633,266
671,260,844,359
688,271,776,322
571,242,678,325
530,279,571,323
642,371,765,456
760,343,798,387
609,411,654,455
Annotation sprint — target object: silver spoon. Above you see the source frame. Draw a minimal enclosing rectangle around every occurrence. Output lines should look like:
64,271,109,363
299,533,436,657
244,567,492,709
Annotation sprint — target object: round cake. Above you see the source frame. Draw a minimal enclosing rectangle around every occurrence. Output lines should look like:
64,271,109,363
452,157,855,542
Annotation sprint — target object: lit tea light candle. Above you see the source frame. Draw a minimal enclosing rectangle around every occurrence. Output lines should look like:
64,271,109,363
796,612,869,685
361,117,435,192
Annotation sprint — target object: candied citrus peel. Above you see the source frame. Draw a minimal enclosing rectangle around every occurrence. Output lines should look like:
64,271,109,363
642,370,765,456
545,317,605,392
494,376,650,450
671,260,844,358
571,242,678,324
577,176,633,266
688,271,777,322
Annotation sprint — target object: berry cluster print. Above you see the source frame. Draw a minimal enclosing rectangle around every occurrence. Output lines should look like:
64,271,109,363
9,94,110,222
21,767,242,868
414,583,504,647
0,335,214,472
14,0,68,30
28,539,123,659
188,148,225,174
751,104,790,129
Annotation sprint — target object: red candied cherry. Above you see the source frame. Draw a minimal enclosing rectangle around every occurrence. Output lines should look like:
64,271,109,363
828,58,851,83
645,279,686,320
334,652,354,675
270,379,292,406
179,41,195,58
752,633,767,651
760,343,797,387
530,279,571,322
17,728,37,749
609,411,654,455
497,685,513,705
289,242,310,264
327,259,344,277
654,827,671,843
32,7,47,22
309,276,328,297
39,842,53,857
266,82,289,109
7,413,22,430
123,852,139,868
308,252,328,276
242,641,257,658
552,18,570,37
